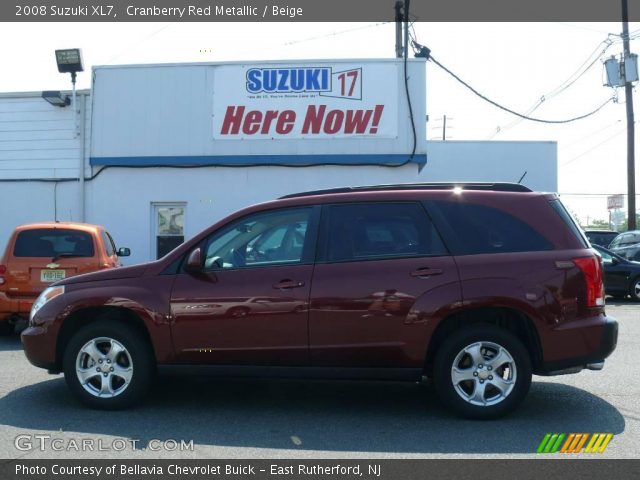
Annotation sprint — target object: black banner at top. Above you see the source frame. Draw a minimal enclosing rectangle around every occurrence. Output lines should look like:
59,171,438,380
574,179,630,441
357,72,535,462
4,0,640,22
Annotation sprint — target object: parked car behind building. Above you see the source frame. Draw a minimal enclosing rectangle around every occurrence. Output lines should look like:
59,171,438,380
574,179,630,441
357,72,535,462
593,244,640,301
0,222,129,333
608,230,640,261
584,230,619,248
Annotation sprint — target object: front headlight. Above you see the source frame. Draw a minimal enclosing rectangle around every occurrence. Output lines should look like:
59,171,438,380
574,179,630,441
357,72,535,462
30,286,65,323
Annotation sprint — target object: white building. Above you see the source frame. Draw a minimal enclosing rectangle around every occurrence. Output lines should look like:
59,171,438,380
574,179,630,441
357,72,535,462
0,59,557,264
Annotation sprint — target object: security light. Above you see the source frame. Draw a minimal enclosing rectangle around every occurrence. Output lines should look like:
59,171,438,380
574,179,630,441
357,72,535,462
55,49,83,74
41,90,70,107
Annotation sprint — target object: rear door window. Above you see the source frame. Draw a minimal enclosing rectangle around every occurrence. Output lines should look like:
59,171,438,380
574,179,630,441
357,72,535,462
14,229,95,258
321,202,447,263
429,201,554,255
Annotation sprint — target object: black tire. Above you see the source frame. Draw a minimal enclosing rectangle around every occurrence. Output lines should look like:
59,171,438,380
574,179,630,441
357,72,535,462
0,320,13,336
63,320,154,409
433,324,532,420
629,276,640,302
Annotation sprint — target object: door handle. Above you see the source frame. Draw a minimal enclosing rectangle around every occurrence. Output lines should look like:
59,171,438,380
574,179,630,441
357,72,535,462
273,279,305,289
410,268,443,278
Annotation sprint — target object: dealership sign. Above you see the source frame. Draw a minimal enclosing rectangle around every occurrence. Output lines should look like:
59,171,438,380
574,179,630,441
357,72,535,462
607,194,624,210
213,63,399,139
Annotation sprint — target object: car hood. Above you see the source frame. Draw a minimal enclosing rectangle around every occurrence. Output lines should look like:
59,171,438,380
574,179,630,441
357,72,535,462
56,263,149,286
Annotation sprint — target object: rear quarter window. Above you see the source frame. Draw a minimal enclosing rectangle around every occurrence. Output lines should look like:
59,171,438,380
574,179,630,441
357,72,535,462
13,229,95,258
429,201,554,255
548,199,589,248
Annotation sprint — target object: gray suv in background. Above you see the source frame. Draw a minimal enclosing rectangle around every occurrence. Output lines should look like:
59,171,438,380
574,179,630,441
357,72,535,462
609,230,640,261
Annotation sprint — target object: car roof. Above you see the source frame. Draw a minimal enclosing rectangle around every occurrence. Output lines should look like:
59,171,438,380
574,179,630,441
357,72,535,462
13,222,104,235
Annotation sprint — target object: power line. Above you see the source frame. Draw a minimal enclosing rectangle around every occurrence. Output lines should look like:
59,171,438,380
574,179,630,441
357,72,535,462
488,37,615,138
560,119,623,150
105,23,175,65
428,53,615,124
560,124,635,167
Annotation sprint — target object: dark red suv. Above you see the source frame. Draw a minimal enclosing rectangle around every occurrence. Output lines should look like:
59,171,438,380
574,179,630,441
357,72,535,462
21,183,618,419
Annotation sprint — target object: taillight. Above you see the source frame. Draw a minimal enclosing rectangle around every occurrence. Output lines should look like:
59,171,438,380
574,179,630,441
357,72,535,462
573,256,605,307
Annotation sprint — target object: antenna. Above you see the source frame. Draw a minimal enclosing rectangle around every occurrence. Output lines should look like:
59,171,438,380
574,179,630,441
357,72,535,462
517,171,528,184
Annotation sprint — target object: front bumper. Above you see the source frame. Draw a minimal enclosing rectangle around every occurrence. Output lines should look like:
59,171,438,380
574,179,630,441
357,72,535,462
538,316,618,375
21,325,58,371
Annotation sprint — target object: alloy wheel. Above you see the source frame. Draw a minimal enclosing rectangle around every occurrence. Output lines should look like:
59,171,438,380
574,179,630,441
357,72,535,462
75,337,133,398
450,341,517,406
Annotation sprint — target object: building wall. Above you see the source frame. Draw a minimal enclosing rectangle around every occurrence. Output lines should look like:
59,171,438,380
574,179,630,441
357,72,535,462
0,91,90,256
0,65,558,264
0,91,91,179
425,140,557,192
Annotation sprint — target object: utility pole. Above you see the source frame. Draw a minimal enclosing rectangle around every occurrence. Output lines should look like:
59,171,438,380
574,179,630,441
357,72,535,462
394,1,403,58
403,0,410,59
622,0,636,230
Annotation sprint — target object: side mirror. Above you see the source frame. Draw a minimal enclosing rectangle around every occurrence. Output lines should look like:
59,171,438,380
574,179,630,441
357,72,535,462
185,248,202,273
117,247,131,257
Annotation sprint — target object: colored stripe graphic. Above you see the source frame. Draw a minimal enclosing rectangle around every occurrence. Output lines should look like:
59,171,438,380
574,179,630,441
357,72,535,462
560,433,575,453
573,433,589,453
537,433,566,453
538,433,614,454
536,433,551,453
585,433,614,453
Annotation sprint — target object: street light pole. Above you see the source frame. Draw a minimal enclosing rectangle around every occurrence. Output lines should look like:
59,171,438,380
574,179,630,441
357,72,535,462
622,0,636,230
54,49,84,222
70,71,84,222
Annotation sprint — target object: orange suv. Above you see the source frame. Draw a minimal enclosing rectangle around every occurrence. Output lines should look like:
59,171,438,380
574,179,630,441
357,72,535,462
0,222,129,333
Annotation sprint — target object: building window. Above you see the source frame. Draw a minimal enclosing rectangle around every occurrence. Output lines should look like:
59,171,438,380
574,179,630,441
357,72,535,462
153,203,185,259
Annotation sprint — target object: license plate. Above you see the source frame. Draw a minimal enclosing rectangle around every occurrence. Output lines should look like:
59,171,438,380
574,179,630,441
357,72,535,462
41,269,65,283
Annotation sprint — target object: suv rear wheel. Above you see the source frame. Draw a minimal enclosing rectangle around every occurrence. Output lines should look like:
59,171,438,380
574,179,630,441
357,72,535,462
433,324,532,419
63,320,154,409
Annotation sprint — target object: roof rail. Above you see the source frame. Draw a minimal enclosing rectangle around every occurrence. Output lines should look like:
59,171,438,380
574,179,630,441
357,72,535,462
279,182,532,199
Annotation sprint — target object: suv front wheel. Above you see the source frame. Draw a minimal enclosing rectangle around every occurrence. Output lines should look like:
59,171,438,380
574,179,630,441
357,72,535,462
63,320,154,409
433,324,532,419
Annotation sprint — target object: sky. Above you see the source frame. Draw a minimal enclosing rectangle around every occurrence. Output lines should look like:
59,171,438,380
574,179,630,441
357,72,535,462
0,21,639,225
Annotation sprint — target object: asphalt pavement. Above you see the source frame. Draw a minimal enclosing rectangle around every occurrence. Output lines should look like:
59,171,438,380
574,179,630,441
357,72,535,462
0,300,638,459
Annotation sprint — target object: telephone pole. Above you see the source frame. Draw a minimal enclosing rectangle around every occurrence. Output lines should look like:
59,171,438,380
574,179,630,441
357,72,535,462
622,0,636,230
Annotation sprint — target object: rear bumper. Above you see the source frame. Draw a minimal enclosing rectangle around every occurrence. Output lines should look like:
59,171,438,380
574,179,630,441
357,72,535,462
0,292,33,323
538,316,618,375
